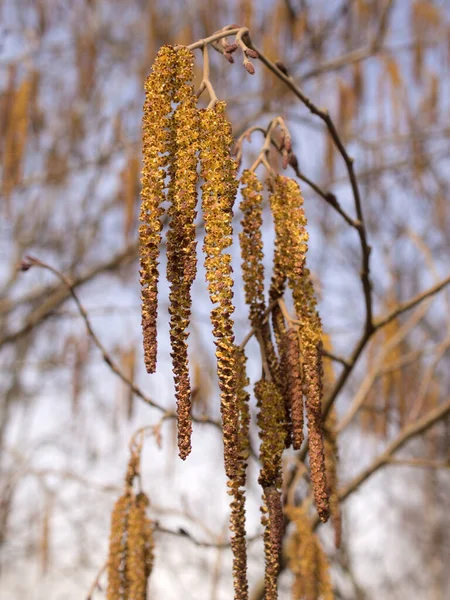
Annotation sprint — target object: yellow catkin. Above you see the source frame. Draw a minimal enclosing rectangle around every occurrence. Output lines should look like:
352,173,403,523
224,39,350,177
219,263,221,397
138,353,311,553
239,170,265,329
324,415,340,548
255,379,286,600
201,103,252,600
269,176,329,522
2,76,32,202
268,203,291,447
322,335,341,548
126,492,154,600
199,101,239,481
140,45,178,374
166,46,200,460
107,493,132,600
286,505,334,600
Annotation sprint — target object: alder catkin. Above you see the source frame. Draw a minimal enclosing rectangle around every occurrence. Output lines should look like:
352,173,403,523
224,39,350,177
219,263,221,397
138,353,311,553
166,46,200,460
107,493,132,600
324,409,341,548
140,45,178,374
286,504,334,600
281,328,304,450
127,493,154,600
239,170,265,328
269,175,329,522
261,486,284,600
200,101,239,481
255,379,286,599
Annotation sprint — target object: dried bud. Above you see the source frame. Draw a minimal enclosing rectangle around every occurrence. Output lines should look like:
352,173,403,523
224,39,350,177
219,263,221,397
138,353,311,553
244,61,255,75
224,52,235,64
284,135,292,152
282,151,289,170
245,48,259,59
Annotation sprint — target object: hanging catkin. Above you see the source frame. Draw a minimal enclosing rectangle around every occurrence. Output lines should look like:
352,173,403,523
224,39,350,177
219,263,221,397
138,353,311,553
201,103,252,599
239,170,265,329
269,175,329,522
107,453,155,600
166,46,200,460
140,45,178,374
229,347,251,599
281,328,304,450
107,493,132,600
255,379,286,600
126,492,154,600
286,504,334,600
200,101,239,481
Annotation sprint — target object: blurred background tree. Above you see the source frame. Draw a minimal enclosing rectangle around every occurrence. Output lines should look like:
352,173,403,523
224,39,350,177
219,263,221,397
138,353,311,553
0,1,449,598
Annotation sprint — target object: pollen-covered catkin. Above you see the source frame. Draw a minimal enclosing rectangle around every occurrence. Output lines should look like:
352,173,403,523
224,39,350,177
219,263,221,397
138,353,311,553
269,175,329,522
324,409,341,547
261,486,284,600
286,505,334,600
201,102,251,599
229,348,251,599
166,46,200,460
239,170,265,328
281,328,304,450
255,379,286,599
107,493,132,600
322,335,341,547
299,285,329,523
126,492,154,599
200,101,239,481
140,45,178,374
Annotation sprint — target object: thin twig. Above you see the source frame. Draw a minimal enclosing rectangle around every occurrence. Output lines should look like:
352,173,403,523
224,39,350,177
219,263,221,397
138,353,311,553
20,256,222,430
86,561,107,600
154,523,262,549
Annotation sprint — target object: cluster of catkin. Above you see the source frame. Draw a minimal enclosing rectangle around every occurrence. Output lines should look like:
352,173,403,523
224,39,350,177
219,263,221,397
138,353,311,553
140,44,336,600
140,45,250,599
106,452,154,600
285,505,334,600
240,171,332,598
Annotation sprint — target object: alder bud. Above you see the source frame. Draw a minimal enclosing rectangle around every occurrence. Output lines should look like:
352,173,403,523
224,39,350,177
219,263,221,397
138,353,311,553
244,62,255,75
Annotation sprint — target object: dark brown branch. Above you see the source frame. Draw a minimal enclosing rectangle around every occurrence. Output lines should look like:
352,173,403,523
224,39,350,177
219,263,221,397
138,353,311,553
244,35,374,333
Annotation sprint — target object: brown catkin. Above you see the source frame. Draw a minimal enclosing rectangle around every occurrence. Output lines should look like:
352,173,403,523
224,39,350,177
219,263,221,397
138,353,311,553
107,493,132,600
166,46,200,460
324,410,341,548
255,379,286,599
229,348,251,599
269,175,329,522
322,335,341,546
140,45,178,374
303,339,329,522
281,328,304,450
261,486,284,600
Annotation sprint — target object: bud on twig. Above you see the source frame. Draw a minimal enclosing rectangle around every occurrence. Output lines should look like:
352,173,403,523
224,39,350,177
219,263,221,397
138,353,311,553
244,48,259,59
244,62,255,75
